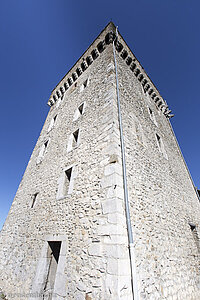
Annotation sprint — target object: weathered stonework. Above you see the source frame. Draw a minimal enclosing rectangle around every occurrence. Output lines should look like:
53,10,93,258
0,22,199,300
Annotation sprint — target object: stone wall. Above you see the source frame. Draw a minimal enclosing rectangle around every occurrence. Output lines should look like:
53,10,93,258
0,22,199,300
115,33,200,300
0,23,133,300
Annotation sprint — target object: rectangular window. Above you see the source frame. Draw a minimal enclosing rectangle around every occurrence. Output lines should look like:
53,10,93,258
149,107,157,126
73,102,85,121
78,103,84,115
189,223,200,252
37,140,49,164
67,129,80,152
43,241,62,299
156,133,161,149
57,166,75,200
65,167,72,182
80,79,88,92
44,141,48,149
30,238,67,299
72,129,79,148
83,79,88,88
156,133,168,159
64,168,73,195
48,115,57,132
31,193,38,208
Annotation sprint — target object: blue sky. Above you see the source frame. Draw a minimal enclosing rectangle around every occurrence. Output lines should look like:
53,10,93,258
0,0,200,229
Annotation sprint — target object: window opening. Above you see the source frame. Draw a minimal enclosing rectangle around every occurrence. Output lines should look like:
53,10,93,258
48,115,57,132
189,223,200,253
83,79,88,88
78,103,84,115
67,129,80,152
80,79,88,92
65,167,72,182
37,140,49,164
73,102,85,121
156,134,167,159
73,129,79,145
156,134,161,148
44,141,48,149
149,107,153,116
43,241,62,300
57,166,75,199
189,223,196,231
149,108,157,125
31,193,38,208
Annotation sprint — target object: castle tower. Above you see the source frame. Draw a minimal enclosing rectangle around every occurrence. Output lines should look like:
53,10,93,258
0,22,200,300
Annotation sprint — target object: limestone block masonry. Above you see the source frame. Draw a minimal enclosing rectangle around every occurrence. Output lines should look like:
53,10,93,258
0,22,200,300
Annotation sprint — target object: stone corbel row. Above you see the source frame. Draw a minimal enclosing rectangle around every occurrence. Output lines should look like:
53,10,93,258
47,33,115,107
111,33,174,119
48,31,174,119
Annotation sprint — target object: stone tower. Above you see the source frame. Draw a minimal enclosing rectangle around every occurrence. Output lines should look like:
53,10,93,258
0,22,200,300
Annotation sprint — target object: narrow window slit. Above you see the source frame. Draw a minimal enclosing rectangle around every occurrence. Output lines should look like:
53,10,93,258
156,134,161,148
83,79,88,89
31,193,38,208
57,166,75,199
72,129,79,147
189,223,200,252
78,103,84,115
65,167,72,182
48,115,57,132
44,141,48,149
189,223,196,231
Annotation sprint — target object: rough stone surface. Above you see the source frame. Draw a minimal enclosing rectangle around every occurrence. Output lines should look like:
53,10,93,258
0,22,200,300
